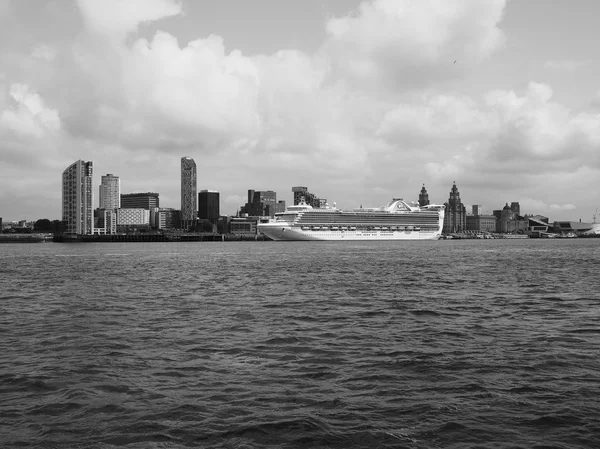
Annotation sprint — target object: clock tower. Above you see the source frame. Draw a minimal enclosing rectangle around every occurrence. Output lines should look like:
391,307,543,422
443,182,466,234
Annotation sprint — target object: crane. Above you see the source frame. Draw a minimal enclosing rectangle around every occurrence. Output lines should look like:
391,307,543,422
594,208,598,224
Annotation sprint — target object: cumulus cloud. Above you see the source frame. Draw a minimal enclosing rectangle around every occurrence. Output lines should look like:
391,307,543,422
323,0,506,88
1,83,61,138
77,0,182,41
120,32,261,147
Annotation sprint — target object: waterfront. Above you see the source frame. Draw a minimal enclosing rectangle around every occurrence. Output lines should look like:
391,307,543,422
1,239,600,448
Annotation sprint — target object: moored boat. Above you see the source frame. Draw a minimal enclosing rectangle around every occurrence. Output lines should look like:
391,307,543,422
257,198,445,241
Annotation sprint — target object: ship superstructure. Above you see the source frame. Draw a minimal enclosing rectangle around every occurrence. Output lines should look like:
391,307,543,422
257,198,445,241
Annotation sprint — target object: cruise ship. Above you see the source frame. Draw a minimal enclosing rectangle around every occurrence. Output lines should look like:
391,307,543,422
257,198,445,241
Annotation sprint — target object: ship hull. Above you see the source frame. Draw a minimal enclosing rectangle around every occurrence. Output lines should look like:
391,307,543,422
258,225,442,241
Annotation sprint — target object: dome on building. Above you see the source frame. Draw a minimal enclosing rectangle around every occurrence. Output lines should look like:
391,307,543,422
503,203,511,210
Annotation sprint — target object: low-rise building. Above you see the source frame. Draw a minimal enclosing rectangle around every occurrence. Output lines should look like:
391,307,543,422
466,214,497,232
230,217,258,235
117,208,150,231
151,208,180,230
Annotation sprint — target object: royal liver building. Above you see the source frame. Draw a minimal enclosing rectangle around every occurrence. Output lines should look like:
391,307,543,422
180,156,197,230
443,182,466,234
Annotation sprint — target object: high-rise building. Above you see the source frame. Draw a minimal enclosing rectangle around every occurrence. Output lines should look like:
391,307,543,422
120,192,159,209
198,190,220,223
418,184,430,206
62,160,94,235
99,174,120,210
181,157,197,229
443,182,466,234
472,205,482,216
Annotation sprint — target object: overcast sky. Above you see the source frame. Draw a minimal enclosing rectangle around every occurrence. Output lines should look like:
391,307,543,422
1,0,599,221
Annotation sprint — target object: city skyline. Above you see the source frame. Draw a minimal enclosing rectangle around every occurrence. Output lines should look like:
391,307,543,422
1,0,599,222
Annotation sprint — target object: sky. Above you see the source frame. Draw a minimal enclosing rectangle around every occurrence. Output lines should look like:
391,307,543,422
1,0,599,222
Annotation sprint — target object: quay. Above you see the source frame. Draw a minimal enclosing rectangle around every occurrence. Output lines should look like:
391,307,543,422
52,233,271,243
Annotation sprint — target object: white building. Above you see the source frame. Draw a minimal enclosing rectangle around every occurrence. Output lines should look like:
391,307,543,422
99,174,120,210
117,208,150,227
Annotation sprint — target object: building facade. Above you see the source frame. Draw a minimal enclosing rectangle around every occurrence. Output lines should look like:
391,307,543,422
466,214,497,232
116,208,150,231
120,192,159,209
95,209,117,235
241,190,285,217
230,217,258,235
62,160,94,235
99,174,120,210
498,202,527,233
151,208,180,230
418,184,430,207
181,157,197,229
292,186,325,208
198,190,220,223
443,182,466,234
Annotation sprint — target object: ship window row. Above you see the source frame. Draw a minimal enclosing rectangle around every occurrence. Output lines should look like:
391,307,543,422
296,217,439,225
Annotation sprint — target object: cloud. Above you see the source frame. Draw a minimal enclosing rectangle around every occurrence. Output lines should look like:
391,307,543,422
544,59,592,71
550,203,576,211
0,0,598,222
120,32,261,148
76,0,182,41
322,0,507,88
0,83,61,138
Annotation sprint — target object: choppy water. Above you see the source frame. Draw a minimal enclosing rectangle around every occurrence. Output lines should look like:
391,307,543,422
1,239,600,448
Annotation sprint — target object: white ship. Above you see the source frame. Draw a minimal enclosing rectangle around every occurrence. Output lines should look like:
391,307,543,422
257,198,445,241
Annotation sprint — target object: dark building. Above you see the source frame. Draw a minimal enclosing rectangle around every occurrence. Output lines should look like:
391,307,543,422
511,202,520,216
443,182,466,234
498,202,527,233
466,205,497,233
292,186,325,208
198,190,220,224
241,190,285,217
418,184,430,206
151,208,180,230
120,192,159,210
466,214,497,232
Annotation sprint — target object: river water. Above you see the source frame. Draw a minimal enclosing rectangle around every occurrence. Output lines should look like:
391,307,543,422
1,239,599,448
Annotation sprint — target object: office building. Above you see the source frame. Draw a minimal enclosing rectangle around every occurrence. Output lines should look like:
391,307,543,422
466,214,497,232
511,202,521,216
151,208,180,230
230,217,258,235
95,209,117,235
292,186,325,208
498,202,527,233
443,182,466,234
120,192,159,209
99,174,120,210
181,157,197,229
116,208,150,231
198,190,220,223
466,204,496,233
241,190,285,217
62,160,94,235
